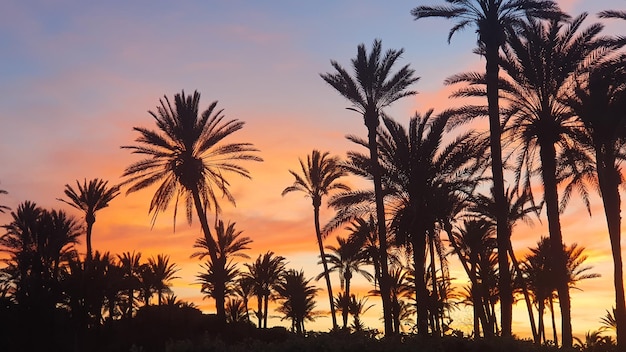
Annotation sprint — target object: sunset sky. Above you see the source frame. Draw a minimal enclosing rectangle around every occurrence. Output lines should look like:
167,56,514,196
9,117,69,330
1,0,625,338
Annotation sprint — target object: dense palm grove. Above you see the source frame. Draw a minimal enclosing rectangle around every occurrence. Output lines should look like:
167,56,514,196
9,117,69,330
1,1,626,352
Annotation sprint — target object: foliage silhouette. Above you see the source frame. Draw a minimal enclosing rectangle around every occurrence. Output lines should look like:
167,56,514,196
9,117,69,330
321,39,419,335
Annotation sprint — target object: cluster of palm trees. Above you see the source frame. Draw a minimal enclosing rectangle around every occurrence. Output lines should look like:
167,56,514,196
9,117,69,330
0,200,183,335
1,1,625,350
294,1,624,349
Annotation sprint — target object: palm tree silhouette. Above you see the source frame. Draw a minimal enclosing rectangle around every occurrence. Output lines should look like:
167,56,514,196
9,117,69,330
275,269,319,334
147,254,180,305
449,219,497,337
377,111,483,335
566,54,626,348
318,236,372,329
117,251,143,318
412,0,563,337
496,14,604,347
282,150,349,331
193,219,250,317
0,202,80,349
58,178,119,264
321,39,419,335
121,90,261,323
522,237,600,345
243,251,286,328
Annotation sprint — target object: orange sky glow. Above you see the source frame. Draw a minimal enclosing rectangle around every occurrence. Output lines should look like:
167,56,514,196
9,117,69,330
1,0,625,339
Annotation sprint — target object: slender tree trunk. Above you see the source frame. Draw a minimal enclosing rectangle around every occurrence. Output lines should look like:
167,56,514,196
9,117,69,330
538,299,545,344
539,140,572,348
365,112,393,335
596,147,626,349
508,243,539,342
344,272,351,329
485,36,512,338
190,189,225,323
443,224,489,336
85,216,95,264
428,233,441,336
263,294,269,328
313,203,338,330
256,294,263,328
549,297,558,346
413,235,429,336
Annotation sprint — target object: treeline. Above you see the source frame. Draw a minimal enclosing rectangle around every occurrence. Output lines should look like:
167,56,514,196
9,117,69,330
2,1,626,352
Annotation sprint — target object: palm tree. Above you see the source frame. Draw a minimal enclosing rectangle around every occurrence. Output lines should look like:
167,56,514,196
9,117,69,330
319,236,372,329
377,112,483,335
192,219,251,319
566,55,626,348
348,294,374,332
465,187,542,340
321,39,419,335
495,14,604,347
147,254,180,305
225,297,249,323
243,251,286,328
0,203,80,348
282,150,349,331
121,90,261,323
412,0,562,337
522,237,600,345
117,251,143,318
275,269,319,334
58,178,119,264
449,219,498,337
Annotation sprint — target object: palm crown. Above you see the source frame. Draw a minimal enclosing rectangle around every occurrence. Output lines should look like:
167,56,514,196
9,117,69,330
121,90,262,225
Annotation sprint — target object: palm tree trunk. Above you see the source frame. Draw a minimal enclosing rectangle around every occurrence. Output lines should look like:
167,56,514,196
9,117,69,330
344,273,352,329
538,299,545,344
443,224,489,336
549,297,558,346
412,235,429,336
596,147,626,349
508,243,539,342
428,233,441,336
485,36,512,338
190,189,225,323
365,114,394,336
539,140,572,348
313,204,338,330
85,217,94,264
263,294,269,328
256,293,263,328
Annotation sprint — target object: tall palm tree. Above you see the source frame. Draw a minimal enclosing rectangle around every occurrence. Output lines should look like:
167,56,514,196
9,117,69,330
121,90,262,323
321,40,419,335
192,219,251,319
412,1,562,337
566,55,626,348
147,254,180,305
282,150,349,330
495,14,604,347
243,251,286,328
318,236,373,329
58,178,120,264
275,269,319,334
